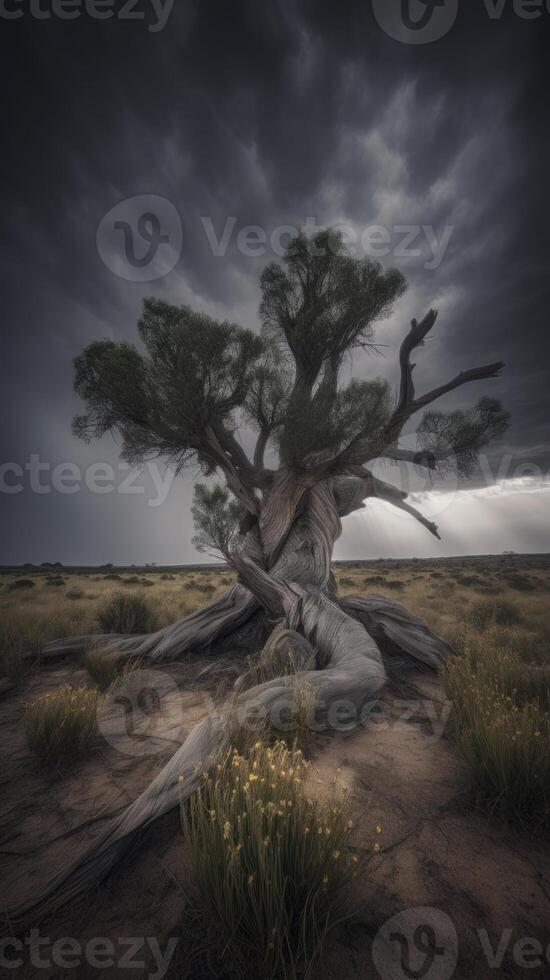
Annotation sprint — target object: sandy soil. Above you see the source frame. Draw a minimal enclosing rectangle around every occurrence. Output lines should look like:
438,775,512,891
1,663,549,979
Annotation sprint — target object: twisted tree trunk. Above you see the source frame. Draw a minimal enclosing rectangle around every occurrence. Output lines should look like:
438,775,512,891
7,474,453,928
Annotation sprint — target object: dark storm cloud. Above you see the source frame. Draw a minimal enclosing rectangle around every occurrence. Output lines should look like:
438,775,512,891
0,0,549,563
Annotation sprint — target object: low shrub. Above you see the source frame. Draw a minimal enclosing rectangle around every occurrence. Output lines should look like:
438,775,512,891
468,598,523,631
97,593,158,634
25,685,98,766
7,579,35,591
181,740,361,978
66,589,84,600
505,574,536,591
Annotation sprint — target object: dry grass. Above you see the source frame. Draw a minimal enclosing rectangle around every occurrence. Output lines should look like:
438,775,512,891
97,592,158,634
0,566,234,680
444,638,550,829
3,557,550,829
25,684,98,766
181,739,362,979
82,645,139,691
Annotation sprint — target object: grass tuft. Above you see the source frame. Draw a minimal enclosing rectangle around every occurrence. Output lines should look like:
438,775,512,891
82,645,135,691
444,639,550,829
25,684,98,766
181,739,361,978
97,593,158,634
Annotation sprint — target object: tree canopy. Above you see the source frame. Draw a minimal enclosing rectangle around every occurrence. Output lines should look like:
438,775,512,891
73,230,508,552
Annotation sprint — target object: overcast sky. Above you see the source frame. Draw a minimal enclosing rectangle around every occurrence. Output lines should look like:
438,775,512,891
1,0,549,565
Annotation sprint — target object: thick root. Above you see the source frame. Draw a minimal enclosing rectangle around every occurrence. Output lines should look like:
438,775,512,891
6,591,387,929
39,584,261,664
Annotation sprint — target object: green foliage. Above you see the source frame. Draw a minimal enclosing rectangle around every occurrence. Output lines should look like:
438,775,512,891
73,298,265,471
278,376,391,467
70,231,509,543
97,593,158,634
418,397,510,476
260,230,406,385
181,739,361,978
244,358,290,435
191,483,245,558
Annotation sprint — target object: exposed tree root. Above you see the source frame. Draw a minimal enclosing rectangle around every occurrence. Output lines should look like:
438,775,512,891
4,584,453,931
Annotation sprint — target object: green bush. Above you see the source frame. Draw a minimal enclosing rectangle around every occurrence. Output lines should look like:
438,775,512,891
181,740,361,978
97,593,157,634
26,685,98,766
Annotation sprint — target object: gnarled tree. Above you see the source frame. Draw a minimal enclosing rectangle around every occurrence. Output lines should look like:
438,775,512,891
9,230,509,925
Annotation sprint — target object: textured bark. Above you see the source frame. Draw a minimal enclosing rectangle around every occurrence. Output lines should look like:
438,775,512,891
6,475,454,928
